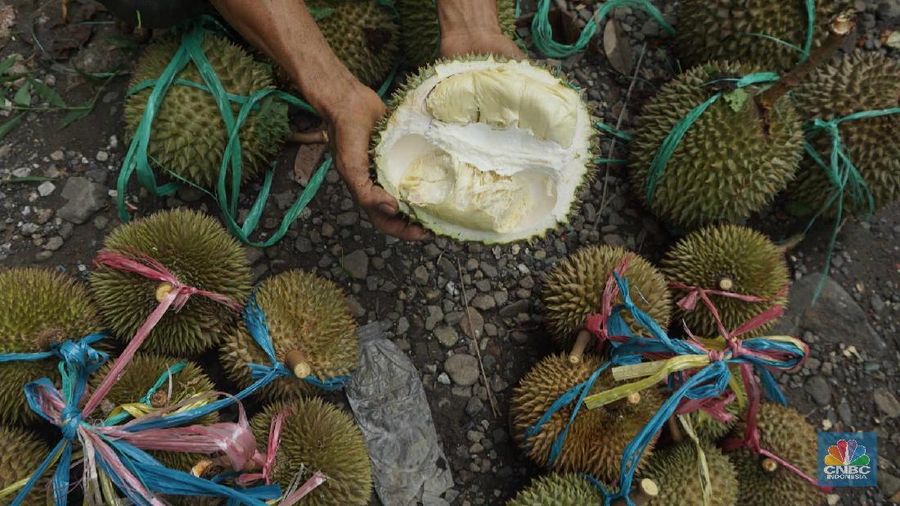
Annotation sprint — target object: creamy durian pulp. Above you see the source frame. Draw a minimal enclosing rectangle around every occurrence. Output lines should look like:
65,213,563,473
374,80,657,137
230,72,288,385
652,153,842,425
376,59,592,243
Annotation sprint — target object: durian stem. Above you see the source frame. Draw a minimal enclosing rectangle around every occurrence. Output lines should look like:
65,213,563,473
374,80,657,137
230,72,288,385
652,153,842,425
668,416,684,443
717,277,734,291
612,478,659,506
155,282,174,303
568,329,593,364
191,459,215,478
285,349,312,378
757,10,855,112
626,392,642,406
761,458,779,473
288,130,328,145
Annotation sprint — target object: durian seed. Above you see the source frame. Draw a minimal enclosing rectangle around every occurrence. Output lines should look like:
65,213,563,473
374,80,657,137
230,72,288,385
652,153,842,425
568,329,592,364
761,458,779,473
718,277,734,291
627,392,642,405
285,349,312,378
612,478,659,506
155,282,174,303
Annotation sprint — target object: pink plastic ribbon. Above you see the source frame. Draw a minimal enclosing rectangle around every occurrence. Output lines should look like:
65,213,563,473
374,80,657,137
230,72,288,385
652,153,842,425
236,408,289,486
583,256,633,347
279,472,327,506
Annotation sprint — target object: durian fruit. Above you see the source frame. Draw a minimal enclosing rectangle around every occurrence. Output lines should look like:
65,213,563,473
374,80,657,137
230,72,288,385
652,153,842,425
373,56,594,243
629,62,804,229
729,403,822,506
124,34,289,189
312,0,400,87
641,442,738,506
541,245,671,349
675,0,848,72
0,268,103,425
90,209,252,356
250,399,372,506
510,354,663,483
789,51,900,215
661,225,789,338
506,473,604,506
89,354,218,472
395,0,517,68
0,426,51,504
220,269,358,401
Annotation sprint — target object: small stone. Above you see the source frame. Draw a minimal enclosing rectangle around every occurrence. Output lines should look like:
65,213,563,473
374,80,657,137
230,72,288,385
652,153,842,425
93,215,109,230
873,388,900,418
50,150,64,161
499,299,530,318
96,150,109,162
44,236,64,251
444,354,479,386
425,305,444,331
343,250,369,280
396,317,410,334
465,397,484,416
437,372,451,385
435,326,460,348
805,376,831,406
870,294,886,314
336,212,358,226
459,308,484,339
414,265,429,284
37,181,55,197
471,294,496,311
57,177,106,224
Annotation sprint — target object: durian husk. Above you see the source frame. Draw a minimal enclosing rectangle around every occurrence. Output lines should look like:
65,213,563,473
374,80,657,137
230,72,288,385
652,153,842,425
0,426,51,504
506,473,604,506
510,354,663,483
124,34,289,189
629,62,803,229
675,0,849,72
220,270,358,401
541,245,671,348
790,51,900,215
0,268,103,425
728,403,822,506
90,209,252,356
662,225,789,338
250,399,372,506
642,441,738,506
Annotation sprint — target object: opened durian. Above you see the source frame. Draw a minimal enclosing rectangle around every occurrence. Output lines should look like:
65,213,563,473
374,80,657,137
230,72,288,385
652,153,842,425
789,51,900,215
506,473,604,506
675,0,848,72
91,209,251,356
662,225,789,338
373,56,594,242
729,403,822,506
541,245,671,349
0,268,103,425
312,0,400,86
250,399,372,506
395,0,517,67
221,269,358,401
125,34,289,189
642,441,738,506
0,426,51,504
510,354,663,483
629,62,803,229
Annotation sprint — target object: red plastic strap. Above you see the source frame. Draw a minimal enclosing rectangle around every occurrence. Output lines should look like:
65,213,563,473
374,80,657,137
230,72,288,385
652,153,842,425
583,256,633,346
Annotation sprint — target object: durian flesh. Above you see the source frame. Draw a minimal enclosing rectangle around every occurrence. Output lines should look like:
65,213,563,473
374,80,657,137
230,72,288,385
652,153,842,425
375,58,593,242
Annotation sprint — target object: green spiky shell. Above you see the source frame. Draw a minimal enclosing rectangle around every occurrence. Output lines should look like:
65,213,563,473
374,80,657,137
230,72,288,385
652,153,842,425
251,399,372,506
642,442,738,506
0,426,51,504
91,209,251,356
675,0,847,72
395,0,517,68
312,0,399,87
124,34,289,189
789,51,900,215
729,403,822,506
221,270,358,401
506,473,603,506
661,225,789,338
0,268,103,425
541,245,671,348
510,354,663,483
629,62,803,229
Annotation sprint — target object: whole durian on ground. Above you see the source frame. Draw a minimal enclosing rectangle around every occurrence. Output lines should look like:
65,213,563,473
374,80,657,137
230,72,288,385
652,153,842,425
541,245,671,349
0,268,103,425
395,0,517,68
506,473,604,506
0,426,51,504
250,399,372,506
642,442,738,506
373,56,594,243
124,34,289,189
91,209,252,356
729,403,822,506
89,354,218,472
675,0,847,72
312,0,400,87
221,269,358,401
510,354,663,483
661,225,789,338
629,62,803,229
789,51,900,215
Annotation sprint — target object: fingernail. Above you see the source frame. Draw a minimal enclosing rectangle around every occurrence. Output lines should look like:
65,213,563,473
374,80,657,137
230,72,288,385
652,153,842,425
379,203,396,215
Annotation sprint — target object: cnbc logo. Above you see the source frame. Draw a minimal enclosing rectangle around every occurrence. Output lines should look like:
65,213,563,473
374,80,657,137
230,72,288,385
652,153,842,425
818,432,877,487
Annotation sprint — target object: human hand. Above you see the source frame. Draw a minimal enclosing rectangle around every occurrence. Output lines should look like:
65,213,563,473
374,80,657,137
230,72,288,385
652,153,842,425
440,29,525,60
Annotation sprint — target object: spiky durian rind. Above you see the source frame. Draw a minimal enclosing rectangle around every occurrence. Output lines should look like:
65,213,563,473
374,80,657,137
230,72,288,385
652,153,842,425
506,473,604,506
642,442,738,506
0,426,51,504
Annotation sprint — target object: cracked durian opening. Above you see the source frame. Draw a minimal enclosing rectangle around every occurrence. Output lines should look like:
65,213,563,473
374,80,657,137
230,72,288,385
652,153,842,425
375,58,592,243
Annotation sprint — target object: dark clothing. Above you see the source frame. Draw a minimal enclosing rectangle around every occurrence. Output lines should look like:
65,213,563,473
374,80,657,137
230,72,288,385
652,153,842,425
98,0,209,28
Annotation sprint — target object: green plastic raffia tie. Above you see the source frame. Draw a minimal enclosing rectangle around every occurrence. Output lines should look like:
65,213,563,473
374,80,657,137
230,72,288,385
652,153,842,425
530,0,674,59
644,72,780,204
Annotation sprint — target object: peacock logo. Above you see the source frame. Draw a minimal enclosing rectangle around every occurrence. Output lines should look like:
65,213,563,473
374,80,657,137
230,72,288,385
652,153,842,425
818,433,876,486
824,439,870,467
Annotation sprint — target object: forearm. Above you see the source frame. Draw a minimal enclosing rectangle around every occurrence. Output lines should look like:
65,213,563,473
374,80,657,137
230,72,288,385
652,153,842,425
210,0,359,117
437,0,501,37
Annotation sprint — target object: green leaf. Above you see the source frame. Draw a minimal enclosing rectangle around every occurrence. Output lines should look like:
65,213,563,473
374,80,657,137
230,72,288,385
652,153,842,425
13,81,32,107
723,88,749,112
31,80,66,108
0,113,24,140
0,55,16,76
60,106,92,128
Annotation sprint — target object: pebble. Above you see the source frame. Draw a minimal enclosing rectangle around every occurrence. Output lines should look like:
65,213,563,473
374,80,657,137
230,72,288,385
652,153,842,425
471,294,496,311
873,388,900,418
96,150,109,162
444,354,479,386
43,236,64,251
343,250,369,280
435,326,460,348
465,397,484,416
805,376,832,406
37,181,55,197
425,306,444,331
57,177,106,224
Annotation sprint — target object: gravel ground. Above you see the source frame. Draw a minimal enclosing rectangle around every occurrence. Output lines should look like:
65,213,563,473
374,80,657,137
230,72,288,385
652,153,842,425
0,0,898,504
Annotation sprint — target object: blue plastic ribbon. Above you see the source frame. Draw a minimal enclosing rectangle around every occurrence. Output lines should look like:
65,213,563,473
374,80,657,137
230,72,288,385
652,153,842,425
0,332,108,368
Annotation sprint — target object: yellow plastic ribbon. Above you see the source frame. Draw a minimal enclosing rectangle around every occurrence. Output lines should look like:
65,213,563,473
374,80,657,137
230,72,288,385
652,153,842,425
679,414,711,506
